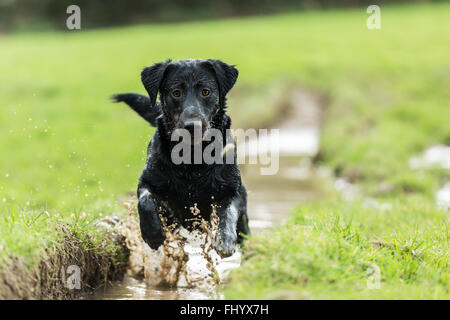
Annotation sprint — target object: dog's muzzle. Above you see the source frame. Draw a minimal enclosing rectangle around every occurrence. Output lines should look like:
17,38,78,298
183,118,203,134
181,118,207,145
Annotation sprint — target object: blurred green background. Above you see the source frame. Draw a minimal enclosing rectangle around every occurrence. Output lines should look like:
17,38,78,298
0,0,442,31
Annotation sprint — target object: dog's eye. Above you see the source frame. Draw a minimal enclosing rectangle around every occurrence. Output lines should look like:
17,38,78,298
201,89,210,97
172,90,181,98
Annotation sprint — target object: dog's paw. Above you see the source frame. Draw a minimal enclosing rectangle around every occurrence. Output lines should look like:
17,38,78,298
139,216,166,250
141,227,165,250
138,193,166,250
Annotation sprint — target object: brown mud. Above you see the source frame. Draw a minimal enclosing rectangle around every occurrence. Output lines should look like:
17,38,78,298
0,224,129,299
120,199,222,289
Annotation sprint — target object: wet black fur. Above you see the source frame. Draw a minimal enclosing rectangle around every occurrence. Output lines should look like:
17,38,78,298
112,59,250,257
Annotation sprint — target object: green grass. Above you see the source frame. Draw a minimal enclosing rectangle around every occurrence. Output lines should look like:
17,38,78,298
225,201,448,299
221,3,450,299
0,2,449,297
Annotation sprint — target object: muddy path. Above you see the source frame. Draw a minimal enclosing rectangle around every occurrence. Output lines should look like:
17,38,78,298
88,89,324,300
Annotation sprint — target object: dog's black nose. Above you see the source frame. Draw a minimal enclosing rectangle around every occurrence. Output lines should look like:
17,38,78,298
183,119,203,134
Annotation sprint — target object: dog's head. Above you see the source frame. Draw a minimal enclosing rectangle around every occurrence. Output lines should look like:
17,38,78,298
141,59,238,143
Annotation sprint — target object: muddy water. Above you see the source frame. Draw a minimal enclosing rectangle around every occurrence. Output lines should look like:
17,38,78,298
89,90,323,300
409,144,450,209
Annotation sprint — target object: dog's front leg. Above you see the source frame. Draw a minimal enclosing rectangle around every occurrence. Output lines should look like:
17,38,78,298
214,197,240,258
137,185,166,250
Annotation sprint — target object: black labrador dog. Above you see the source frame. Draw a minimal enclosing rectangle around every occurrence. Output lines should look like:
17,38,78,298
113,59,250,257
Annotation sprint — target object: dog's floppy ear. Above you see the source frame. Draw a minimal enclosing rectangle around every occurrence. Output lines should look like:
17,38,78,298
141,59,171,107
207,59,239,99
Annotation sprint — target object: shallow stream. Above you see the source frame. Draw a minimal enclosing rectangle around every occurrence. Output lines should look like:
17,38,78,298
89,90,323,300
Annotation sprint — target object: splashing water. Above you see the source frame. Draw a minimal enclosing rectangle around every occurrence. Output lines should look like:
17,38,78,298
121,199,227,291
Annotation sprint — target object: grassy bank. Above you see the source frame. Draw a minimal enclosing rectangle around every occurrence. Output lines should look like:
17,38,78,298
0,2,449,297
225,201,448,299
0,222,128,299
224,3,450,299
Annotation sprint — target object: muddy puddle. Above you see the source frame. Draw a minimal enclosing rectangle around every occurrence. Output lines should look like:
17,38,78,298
89,90,323,300
409,144,450,209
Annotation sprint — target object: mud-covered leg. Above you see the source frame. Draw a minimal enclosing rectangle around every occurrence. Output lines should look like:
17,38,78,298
237,184,250,243
137,184,165,249
214,197,240,258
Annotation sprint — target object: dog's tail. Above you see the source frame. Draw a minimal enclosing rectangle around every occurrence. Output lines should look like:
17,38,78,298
111,93,161,127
